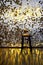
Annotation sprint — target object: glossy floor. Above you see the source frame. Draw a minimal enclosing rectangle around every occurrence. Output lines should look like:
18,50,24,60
0,48,43,65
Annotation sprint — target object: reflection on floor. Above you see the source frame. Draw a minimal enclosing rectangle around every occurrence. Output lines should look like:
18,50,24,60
0,48,43,65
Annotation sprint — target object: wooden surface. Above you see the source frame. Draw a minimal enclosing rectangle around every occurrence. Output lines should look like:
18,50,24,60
22,33,30,37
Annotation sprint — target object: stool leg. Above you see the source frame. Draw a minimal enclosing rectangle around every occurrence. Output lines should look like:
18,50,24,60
28,36,32,53
21,36,24,52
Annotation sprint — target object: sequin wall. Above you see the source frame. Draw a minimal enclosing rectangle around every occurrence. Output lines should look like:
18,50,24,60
0,0,43,47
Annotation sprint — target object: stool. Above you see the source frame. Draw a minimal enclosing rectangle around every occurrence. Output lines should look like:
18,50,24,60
21,33,32,53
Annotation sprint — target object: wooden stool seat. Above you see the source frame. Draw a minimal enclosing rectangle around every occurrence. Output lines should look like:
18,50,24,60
22,33,30,37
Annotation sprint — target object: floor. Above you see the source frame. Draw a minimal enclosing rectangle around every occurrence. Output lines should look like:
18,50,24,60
0,48,43,65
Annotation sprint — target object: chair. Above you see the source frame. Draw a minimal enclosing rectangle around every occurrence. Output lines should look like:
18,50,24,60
21,29,32,53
